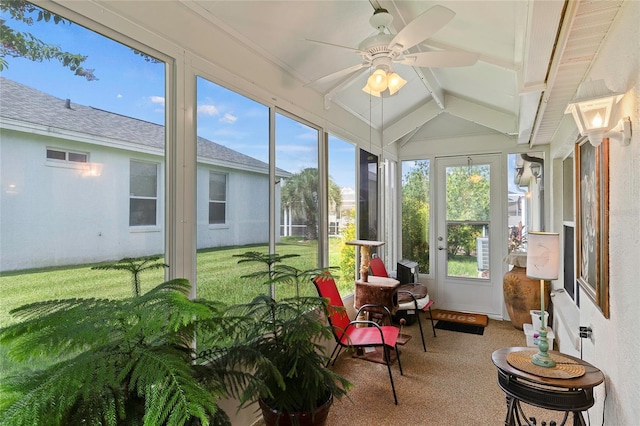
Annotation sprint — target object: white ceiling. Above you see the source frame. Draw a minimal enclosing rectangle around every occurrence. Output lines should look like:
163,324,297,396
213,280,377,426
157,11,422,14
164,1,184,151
90,0,625,150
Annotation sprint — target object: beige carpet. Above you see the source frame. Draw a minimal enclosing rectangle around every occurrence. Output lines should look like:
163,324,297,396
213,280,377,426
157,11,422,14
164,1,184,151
323,319,569,425
252,319,571,425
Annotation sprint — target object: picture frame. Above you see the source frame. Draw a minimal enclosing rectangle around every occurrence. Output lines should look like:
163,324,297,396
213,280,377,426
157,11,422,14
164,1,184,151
575,136,609,318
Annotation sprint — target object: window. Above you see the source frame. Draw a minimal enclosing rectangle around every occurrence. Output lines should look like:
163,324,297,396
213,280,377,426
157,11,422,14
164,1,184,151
209,172,227,225
1,2,165,323
401,160,430,274
195,76,269,305
46,148,88,163
130,160,158,226
328,135,356,293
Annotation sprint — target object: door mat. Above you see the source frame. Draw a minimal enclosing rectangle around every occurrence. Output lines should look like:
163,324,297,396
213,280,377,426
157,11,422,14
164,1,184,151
429,309,489,327
435,320,485,335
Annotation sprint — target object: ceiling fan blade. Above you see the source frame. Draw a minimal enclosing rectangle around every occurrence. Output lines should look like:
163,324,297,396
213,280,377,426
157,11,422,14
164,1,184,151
306,63,368,86
388,5,455,53
398,51,479,68
305,39,362,54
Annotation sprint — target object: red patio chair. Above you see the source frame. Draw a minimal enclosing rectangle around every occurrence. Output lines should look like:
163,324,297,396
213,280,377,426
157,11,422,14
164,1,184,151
313,275,403,405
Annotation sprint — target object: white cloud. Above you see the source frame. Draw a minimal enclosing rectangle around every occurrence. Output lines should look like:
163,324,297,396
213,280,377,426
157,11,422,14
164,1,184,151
198,104,219,116
150,96,165,106
220,113,237,124
117,94,123,99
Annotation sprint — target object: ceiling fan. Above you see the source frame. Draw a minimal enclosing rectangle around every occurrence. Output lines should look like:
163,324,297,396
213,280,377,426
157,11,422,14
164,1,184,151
308,5,479,97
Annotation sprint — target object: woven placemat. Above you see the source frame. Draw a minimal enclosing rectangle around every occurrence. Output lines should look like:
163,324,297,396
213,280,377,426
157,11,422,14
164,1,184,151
507,350,585,379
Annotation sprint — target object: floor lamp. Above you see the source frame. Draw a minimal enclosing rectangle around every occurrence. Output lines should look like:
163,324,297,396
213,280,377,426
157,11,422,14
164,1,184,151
526,232,559,368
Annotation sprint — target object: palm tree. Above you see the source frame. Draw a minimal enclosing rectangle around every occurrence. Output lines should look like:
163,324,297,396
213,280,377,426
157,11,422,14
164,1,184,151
281,168,341,240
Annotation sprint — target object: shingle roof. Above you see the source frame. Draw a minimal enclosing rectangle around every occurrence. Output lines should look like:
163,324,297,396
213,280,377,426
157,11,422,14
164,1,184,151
0,77,279,174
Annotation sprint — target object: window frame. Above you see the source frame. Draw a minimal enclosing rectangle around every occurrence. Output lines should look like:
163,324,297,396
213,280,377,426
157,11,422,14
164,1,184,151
129,159,160,228
46,147,89,166
208,171,228,226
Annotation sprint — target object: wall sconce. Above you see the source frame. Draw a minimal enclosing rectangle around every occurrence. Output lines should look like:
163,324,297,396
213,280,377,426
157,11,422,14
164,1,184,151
565,79,632,147
529,162,541,183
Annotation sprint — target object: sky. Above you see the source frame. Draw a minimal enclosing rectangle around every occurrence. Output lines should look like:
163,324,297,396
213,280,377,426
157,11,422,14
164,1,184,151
0,5,355,188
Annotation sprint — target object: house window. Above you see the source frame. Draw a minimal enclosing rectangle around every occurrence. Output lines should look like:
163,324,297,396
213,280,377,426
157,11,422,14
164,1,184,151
46,148,88,163
209,172,227,225
130,160,158,226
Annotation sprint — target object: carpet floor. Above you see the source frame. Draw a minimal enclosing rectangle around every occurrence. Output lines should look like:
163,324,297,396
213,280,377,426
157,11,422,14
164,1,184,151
322,319,570,425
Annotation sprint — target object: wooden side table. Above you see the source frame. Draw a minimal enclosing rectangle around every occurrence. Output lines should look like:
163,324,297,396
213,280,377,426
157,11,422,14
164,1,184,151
492,347,604,426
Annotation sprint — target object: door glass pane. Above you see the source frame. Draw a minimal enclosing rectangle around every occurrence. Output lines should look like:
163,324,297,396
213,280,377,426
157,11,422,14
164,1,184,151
445,164,490,279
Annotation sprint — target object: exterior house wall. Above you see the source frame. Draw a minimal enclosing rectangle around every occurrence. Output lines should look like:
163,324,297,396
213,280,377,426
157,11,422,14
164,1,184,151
1,129,164,270
1,128,273,271
196,166,271,249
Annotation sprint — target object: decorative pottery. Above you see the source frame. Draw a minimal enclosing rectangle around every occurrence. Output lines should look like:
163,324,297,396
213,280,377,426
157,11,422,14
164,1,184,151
503,253,551,330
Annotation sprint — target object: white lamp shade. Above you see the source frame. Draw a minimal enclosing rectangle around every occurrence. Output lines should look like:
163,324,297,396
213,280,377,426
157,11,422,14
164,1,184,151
362,85,381,97
526,232,559,280
387,72,407,95
366,68,388,92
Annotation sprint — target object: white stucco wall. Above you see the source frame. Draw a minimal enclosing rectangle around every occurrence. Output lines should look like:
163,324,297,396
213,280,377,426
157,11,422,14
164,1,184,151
1,130,165,270
196,166,270,249
550,1,640,423
0,130,272,271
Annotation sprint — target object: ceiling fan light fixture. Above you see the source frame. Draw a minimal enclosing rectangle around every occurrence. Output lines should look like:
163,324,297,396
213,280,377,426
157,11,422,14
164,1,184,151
387,72,406,95
362,85,382,97
366,68,388,92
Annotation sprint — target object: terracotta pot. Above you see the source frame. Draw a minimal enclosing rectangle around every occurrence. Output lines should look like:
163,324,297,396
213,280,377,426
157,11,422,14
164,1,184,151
259,394,333,426
503,266,551,330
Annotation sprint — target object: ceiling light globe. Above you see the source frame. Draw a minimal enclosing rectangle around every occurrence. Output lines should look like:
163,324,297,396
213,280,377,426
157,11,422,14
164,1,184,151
367,69,388,92
387,72,407,95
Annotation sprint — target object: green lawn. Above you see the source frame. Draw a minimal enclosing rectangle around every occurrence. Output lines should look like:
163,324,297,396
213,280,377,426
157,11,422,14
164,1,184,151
0,238,354,328
0,238,356,406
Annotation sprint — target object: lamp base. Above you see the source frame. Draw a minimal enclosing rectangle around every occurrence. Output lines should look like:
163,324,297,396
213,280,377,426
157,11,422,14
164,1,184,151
531,327,556,368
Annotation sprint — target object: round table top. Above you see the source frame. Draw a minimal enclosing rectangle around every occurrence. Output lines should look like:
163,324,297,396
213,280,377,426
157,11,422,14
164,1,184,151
492,347,604,389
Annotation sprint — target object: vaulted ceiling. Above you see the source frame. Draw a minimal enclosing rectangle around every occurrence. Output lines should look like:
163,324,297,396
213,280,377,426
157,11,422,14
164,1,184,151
92,0,625,150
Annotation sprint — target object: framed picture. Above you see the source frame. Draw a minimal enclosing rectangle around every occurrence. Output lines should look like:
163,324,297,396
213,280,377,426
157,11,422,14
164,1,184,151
575,136,609,318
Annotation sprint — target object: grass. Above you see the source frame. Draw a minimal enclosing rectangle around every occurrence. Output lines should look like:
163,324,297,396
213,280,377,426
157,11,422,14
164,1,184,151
0,237,354,329
0,237,357,407
446,255,483,277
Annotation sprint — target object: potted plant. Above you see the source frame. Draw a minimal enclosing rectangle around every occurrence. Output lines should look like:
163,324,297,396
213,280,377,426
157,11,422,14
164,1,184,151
215,252,352,426
0,277,248,426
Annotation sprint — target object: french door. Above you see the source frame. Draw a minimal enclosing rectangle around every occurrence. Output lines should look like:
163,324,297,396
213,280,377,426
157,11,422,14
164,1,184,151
435,154,503,316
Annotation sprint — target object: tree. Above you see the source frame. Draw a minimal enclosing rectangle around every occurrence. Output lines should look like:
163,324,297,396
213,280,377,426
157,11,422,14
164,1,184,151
0,1,97,80
444,165,490,256
91,256,168,297
281,168,341,240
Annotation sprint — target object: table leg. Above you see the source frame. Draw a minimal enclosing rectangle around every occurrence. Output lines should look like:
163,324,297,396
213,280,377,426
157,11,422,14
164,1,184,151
573,411,586,426
505,395,517,426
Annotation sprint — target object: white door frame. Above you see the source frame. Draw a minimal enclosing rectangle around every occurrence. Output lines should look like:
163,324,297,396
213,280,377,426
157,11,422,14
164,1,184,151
434,154,504,316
